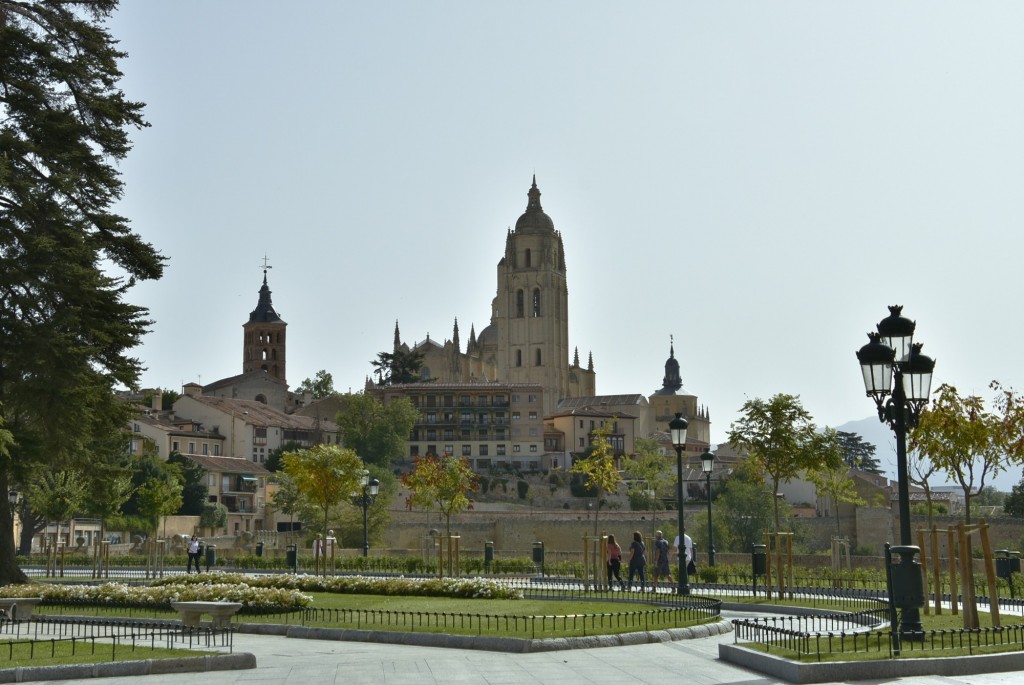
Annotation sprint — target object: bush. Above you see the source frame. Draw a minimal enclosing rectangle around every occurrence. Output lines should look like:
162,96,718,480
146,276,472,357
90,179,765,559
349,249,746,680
517,480,529,499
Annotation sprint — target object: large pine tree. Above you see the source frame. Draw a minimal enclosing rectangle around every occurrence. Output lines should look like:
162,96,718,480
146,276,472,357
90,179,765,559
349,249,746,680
0,1,163,583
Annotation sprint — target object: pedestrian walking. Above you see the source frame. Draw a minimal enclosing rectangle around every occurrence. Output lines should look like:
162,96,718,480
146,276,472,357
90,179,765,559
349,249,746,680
627,531,647,591
651,530,671,590
186,535,202,574
606,534,625,590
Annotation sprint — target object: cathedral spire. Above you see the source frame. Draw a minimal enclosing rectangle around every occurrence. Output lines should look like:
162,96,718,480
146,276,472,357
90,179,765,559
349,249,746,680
659,335,683,394
587,351,594,372
573,346,580,367
393,320,401,352
248,268,283,323
452,318,460,352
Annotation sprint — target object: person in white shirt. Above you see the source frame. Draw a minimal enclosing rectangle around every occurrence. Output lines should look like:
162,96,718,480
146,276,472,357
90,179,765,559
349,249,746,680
673,532,695,575
186,535,202,574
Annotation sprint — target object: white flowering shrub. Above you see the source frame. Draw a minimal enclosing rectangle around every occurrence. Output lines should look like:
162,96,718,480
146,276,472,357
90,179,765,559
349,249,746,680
152,572,524,600
0,581,312,613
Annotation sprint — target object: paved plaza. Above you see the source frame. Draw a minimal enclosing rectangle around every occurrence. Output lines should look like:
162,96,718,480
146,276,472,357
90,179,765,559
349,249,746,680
26,614,1024,685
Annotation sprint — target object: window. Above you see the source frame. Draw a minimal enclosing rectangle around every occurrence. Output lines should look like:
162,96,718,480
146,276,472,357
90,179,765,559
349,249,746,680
426,412,436,424
528,394,537,403
511,394,520,403
188,442,195,455
516,289,524,317
579,437,585,447
444,445,453,456
513,445,521,453
427,429,437,440
530,445,538,452
461,411,472,424
532,288,541,317
479,445,488,456
461,429,471,440
202,443,209,455
443,430,453,440
578,420,583,429
516,350,522,367
590,420,595,430
213,444,221,456
512,412,520,421
172,441,180,452
254,427,267,445
525,248,531,267
529,427,538,436
528,411,537,420
496,430,506,440
462,445,472,456
410,445,419,457
535,349,542,366
427,445,437,456
496,444,506,456
477,458,491,469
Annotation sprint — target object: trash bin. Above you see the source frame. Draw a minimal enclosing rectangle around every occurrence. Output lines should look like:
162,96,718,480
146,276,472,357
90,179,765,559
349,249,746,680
204,544,217,571
532,541,544,574
484,541,494,572
286,544,297,572
255,541,264,558
752,544,767,576
996,549,1012,580
1010,551,1022,575
889,545,924,610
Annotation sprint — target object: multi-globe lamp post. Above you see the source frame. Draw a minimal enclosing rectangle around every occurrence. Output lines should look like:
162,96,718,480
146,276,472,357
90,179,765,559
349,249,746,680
700,449,716,568
856,305,935,638
353,471,380,557
669,413,690,596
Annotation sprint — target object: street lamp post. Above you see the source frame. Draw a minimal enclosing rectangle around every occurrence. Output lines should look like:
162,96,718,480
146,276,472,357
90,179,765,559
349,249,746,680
669,413,690,596
352,471,380,557
857,305,936,639
700,450,716,568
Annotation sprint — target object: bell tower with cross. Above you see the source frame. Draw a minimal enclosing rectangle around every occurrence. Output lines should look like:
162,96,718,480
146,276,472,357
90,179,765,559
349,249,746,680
242,257,288,384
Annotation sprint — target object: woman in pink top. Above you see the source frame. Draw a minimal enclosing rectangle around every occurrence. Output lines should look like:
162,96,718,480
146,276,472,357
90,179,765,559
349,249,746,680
606,534,625,590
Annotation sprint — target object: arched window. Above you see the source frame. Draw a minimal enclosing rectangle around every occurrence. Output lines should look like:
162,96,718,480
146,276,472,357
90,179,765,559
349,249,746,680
515,350,522,367
261,349,269,361
420,366,431,380
271,349,277,360
525,249,532,267
535,349,542,366
516,290,524,318
532,288,541,317
255,394,267,404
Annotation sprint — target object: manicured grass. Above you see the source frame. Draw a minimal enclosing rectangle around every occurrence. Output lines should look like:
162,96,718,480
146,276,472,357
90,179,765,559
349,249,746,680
0,641,212,669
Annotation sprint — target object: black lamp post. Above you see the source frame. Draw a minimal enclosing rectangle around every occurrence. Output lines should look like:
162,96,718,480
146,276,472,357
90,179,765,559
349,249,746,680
700,449,716,568
857,305,935,638
353,471,380,557
669,413,690,595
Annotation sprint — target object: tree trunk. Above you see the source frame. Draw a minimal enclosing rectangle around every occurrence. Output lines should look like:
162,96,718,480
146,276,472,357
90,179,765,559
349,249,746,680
0,472,28,585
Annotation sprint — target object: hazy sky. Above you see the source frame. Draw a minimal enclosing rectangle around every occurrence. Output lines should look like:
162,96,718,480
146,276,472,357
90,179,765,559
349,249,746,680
107,3,1024,488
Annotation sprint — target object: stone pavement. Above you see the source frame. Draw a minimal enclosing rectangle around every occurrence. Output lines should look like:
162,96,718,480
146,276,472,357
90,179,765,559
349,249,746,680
25,614,1024,685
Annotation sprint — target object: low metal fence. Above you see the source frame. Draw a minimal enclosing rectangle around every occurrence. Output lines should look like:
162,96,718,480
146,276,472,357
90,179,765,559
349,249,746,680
243,597,721,639
732,609,1024,660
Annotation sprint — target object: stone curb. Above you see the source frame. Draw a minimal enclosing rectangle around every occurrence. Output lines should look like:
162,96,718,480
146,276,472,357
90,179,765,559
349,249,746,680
719,642,1024,684
237,618,733,653
0,653,255,684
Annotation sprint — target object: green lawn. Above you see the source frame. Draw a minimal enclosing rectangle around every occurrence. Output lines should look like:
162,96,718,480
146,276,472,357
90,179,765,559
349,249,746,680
0,642,212,669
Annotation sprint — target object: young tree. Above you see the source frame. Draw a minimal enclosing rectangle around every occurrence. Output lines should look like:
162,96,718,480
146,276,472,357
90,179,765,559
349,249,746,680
83,464,135,544
403,455,478,537
836,431,884,474
625,438,672,518
297,370,335,399
712,471,780,553
570,422,623,535
0,0,164,584
808,464,866,537
199,502,228,536
727,394,841,532
908,447,943,529
135,475,183,536
912,383,1024,524
335,393,418,468
24,470,87,546
281,445,365,542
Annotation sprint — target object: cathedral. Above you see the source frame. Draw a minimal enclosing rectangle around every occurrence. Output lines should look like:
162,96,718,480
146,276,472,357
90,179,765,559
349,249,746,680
378,177,711,450
383,177,596,418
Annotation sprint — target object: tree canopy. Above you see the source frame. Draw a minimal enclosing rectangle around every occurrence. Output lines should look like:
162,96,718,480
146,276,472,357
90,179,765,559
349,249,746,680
297,370,335,399
403,455,477,537
371,348,429,385
570,421,623,534
0,0,163,583
281,444,365,542
912,382,1024,524
727,393,841,532
334,393,418,468
836,431,883,474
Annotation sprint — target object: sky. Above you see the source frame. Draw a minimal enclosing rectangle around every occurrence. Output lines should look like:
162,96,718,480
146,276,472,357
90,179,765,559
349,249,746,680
106,2,1024,490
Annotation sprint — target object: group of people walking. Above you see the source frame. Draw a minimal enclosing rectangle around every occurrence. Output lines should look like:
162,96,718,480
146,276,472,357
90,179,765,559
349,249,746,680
605,530,696,591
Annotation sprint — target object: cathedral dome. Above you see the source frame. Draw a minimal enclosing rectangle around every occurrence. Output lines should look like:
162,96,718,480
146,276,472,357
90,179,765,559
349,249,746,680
476,323,497,346
514,176,555,233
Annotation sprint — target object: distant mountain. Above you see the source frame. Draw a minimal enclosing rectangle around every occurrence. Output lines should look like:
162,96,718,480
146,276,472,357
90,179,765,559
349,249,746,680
834,416,1023,493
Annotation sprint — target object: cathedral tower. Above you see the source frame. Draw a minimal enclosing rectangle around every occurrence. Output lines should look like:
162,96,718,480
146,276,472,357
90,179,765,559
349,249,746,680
487,177,570,416
243,268,287,383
